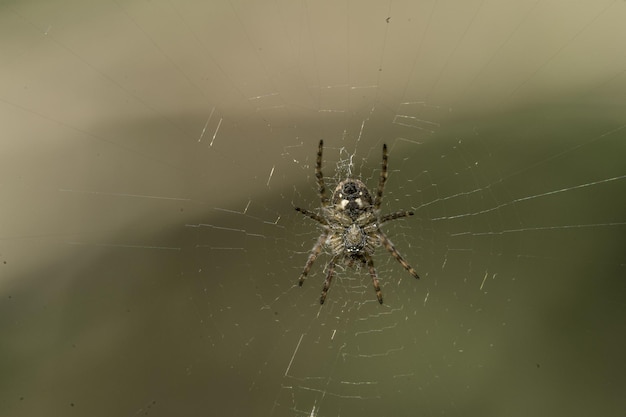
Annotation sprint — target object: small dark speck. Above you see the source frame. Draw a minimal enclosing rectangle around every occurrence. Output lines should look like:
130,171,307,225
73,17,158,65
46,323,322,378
274,311,279,315
8,295,12,299
20,396,24,401
3,261,6,264
536,363,541,368
70,402,75,407
386,17,391,23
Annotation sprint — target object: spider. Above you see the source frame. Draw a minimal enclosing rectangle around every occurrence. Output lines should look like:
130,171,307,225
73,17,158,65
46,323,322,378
295,140,419,305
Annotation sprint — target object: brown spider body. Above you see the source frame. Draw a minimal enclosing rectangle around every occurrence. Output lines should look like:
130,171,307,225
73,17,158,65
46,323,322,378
325,179,379,257
295,140,420,305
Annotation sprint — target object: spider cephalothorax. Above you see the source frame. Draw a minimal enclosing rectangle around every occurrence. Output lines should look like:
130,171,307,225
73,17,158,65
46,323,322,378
295,140,420,305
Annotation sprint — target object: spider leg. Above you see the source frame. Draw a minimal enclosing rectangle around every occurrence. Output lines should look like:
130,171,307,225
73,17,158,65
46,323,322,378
298,231,328,286
320,255,340,304
316,139,329,207
295,207,327,225
363,254,383,304
379,210,414,224
374,143,388,210
379,232,420,279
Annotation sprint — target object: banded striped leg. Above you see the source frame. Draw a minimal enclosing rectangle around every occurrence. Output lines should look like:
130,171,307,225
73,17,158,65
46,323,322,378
298,232,327,286
365,254,383,304
295,207,326,225
320,255,340,304
379,233,420,279
316,140,329,206
379,210,414,224
374,144,388,209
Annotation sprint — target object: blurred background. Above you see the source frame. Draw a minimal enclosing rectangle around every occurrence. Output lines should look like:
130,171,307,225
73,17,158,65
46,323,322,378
1,1,625,416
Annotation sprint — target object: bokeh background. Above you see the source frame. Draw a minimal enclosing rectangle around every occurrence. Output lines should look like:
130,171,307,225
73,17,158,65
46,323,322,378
1,1,625,416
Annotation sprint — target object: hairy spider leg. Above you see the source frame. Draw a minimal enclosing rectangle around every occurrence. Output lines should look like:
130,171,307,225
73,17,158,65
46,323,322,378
379,233,420,279
320,255,340,304
374,143,388,210
364,254,383,304
316,139,329,207
298,231,328,286
379,210,414,224
294,207,327,224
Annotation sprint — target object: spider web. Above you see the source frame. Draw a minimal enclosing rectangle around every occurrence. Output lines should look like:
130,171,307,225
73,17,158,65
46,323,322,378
1,1,625,417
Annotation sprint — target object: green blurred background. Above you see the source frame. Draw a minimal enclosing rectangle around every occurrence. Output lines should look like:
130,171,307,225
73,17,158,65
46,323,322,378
1,1,625,416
